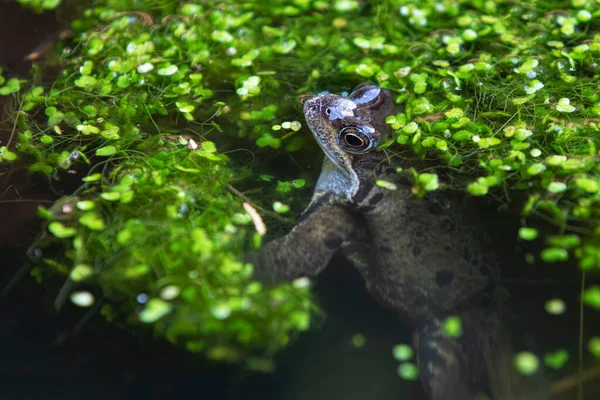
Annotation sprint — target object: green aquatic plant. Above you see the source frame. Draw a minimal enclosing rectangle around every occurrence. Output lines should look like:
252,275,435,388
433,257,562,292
1,0,600,371
16,0,62,13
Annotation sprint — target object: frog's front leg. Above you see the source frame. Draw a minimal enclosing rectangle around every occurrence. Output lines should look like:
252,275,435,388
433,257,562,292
251,193,357,284
413,308,504,400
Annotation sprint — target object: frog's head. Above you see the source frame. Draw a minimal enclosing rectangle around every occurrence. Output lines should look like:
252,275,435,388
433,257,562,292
303,84,396,197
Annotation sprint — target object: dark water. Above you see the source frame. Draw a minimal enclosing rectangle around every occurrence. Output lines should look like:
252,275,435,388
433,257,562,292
2,246,420,399
1,3,599,400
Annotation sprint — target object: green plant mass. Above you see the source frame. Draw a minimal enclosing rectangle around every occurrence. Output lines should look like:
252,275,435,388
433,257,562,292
16,0,63,14
1,0,599,368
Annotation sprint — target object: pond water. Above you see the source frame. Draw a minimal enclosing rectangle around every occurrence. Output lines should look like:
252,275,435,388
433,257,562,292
1,2,599,400
3,211,598,400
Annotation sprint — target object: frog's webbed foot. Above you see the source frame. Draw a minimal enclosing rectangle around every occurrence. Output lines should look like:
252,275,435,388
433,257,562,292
413,308,504,400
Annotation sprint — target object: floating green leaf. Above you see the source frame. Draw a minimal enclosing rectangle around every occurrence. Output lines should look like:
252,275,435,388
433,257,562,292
514,352,539,376
101,192,121,201
79,212,106,231
77,124,100,135
443,316,462,337
351,334,366,348
527,163,546,176
576,178,599,193
376,180,398,191
273,201,290,213
70,291,95,307
77,200,95,210
392,344,414,361
589,337,600,358
547,235,581,249
541,247,569,263
418,173,439,191
525,80,544,95
556,98,575,113
80,60,93,75
74,75,98,89
48,221,77,238
452,130,472,141
545,298,566,315
139,299,173,323
82,173,102,183
583,286,600,311
96,145,117,156
202,141,217,153
137,62,154,74
157,65,179,76
544,350,568,370
468,182,488,196
0,146,18,161
70,264,94,281
518,227,538,241
0,78,21,95
547,182,567,193
397,362,419,381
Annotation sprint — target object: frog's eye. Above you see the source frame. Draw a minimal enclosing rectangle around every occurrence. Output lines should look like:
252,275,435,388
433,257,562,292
337,126,375,154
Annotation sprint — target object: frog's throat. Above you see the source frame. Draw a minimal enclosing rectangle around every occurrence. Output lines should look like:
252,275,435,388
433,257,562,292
314,157,360,201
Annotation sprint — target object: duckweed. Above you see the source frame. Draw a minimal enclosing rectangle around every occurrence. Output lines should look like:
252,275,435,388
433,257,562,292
351,333,366,348
392,343,414,361
397,362,420,381
16,0,62,13
543,349,569,370
1,0,600,370
443,315,462,338
514,351,540,376
545,298,567,315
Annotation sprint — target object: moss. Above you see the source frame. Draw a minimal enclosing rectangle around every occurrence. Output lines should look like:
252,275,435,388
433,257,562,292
1,0,599,368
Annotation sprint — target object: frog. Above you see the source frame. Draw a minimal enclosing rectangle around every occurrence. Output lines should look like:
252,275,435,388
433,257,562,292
251,84,531,400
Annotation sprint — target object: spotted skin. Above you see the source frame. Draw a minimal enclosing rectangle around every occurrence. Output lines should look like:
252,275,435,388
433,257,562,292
251,85,538,399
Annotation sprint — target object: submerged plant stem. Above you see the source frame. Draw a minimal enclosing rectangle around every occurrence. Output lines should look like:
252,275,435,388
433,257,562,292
227,184,295,225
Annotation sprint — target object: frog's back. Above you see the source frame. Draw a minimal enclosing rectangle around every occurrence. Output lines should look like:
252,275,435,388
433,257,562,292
341,160,500,322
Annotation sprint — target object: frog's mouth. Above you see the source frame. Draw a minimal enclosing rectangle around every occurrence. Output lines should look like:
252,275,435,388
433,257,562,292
303,96,356,175
303,96,362,199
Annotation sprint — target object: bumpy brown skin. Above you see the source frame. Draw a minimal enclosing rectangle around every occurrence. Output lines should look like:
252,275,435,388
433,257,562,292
252,85,512,400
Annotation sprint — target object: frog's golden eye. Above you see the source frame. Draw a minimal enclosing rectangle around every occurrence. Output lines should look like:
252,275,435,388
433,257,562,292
337,126,374,154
